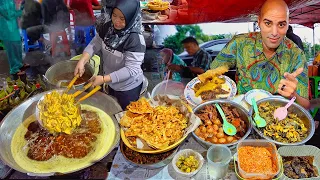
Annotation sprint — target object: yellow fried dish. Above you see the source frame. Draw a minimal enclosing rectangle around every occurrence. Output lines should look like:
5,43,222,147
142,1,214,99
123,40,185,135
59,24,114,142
198,65,229,83
38,91,81,134
127,97,153,114
257,102,308,143
120,99,188,149
193,66,230,100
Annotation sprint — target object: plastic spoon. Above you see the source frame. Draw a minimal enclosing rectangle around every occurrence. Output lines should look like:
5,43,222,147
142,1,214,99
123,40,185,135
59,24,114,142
273,96,296,121
251,98,267,128
214,104,237,136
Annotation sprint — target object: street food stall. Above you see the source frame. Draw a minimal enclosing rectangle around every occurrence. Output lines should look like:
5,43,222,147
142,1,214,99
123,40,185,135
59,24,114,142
0,62,319,179
1,0,320,179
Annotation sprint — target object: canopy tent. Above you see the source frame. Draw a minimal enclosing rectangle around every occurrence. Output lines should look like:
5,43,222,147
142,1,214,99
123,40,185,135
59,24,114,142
289,2,320,28
162,0,320,25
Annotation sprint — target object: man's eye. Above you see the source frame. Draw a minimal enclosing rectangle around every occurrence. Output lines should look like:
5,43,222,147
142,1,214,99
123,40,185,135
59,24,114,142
279,23,286,27
265,22,271,26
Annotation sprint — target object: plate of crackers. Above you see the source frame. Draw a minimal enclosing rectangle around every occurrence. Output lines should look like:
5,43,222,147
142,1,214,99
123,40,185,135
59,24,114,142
116,95,201,154
184,66,237,107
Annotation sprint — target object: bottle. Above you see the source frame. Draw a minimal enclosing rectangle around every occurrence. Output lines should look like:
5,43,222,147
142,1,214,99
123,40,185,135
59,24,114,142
26,83,44,99
33,83,44,96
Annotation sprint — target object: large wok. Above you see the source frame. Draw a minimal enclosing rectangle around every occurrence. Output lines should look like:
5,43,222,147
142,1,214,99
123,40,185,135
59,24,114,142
0,89,122,176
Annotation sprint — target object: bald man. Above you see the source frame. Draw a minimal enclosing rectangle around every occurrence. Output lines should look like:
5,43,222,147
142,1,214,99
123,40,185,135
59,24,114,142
210,0,309,109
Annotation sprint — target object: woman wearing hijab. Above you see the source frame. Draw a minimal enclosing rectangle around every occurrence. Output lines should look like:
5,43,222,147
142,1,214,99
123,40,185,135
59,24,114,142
74,0,145,110
0,0,27,79
160,48,186,82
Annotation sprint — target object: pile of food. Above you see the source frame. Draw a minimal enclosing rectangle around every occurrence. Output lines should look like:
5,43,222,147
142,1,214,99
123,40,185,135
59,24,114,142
176,155,199,173
120,97,189,149
283,156,319,179
121,141,177,165
147,0,170,11
193,66,230,100
194,104,247,144
238,146,278,175
24,110,101,161
257,102,308,143
0,77,46,111
38,91,82,134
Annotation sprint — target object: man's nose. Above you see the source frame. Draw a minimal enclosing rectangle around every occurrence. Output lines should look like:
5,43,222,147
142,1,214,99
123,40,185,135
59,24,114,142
271,25,278,37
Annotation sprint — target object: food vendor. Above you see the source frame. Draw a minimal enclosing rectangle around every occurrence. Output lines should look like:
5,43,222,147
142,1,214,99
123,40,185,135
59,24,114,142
210,0,310,109
74,0,145,110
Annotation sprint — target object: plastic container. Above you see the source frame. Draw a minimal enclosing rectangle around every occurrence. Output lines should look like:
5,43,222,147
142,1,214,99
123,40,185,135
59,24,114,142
172,149,204,178
234,157,283,180
236,140,281,180
151,80,185,98
206,145,232,179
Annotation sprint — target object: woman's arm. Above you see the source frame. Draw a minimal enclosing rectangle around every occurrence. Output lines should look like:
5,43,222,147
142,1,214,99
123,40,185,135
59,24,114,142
75,34,103,77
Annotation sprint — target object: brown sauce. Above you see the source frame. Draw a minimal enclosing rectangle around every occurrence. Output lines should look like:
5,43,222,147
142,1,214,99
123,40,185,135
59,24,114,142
54,72,91,85
24,110,101,161
121,141,177,164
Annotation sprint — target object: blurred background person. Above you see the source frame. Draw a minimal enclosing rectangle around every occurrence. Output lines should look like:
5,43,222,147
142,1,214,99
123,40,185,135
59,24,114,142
69,0,101,26
160,48,186,82
101,0,116,15
20,0,42,44
286,25,304,51
0,0,27,79
26,0,69,44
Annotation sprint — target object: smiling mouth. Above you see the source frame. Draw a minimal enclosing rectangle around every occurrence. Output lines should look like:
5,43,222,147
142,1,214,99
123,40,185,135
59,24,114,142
269,37,279,42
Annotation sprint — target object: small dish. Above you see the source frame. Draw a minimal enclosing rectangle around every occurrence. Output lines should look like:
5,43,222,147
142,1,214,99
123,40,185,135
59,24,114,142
158,15,168,21
244,89,272,105
278,145,320,180
172,149,204,178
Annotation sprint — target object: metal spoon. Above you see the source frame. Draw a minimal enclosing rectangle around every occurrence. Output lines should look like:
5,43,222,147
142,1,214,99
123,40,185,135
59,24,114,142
251,98,267,128
274,96,296,121
214,104,237,136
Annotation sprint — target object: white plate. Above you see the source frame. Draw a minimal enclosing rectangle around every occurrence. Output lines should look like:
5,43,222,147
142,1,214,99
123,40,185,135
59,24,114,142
184,75,237,107
244,89,273,105
278,145,320,180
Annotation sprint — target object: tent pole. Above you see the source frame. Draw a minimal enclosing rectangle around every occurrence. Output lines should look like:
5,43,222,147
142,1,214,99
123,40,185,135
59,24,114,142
313,24,315,57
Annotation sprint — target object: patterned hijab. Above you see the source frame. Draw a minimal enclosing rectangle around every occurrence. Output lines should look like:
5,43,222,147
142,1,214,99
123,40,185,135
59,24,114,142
96,0,143,49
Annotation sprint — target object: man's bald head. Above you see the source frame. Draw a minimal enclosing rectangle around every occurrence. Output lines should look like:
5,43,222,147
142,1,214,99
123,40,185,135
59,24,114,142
258,0,290,52
260,0,289,18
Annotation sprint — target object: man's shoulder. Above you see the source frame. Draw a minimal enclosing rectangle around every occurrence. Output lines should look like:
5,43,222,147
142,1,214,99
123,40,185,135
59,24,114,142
282,37,304,55
232,32,260,42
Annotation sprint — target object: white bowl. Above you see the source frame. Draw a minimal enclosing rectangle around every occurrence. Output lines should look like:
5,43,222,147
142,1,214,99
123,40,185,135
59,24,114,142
172,149,204,178
158,15,168,21
244,89,272,105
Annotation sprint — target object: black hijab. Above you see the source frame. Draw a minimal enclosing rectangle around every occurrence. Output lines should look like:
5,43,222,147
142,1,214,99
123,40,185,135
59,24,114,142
96,0,143,49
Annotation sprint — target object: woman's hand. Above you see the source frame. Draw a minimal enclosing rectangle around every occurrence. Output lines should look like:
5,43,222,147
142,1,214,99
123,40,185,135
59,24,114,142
89,75,111,87
74,53,91,77
74,60,86,77
89,76,104,87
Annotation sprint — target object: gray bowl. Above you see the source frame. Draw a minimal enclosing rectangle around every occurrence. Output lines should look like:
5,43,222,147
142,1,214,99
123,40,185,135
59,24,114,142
248,97,315,146
192,99,252,150
120,141,179,169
